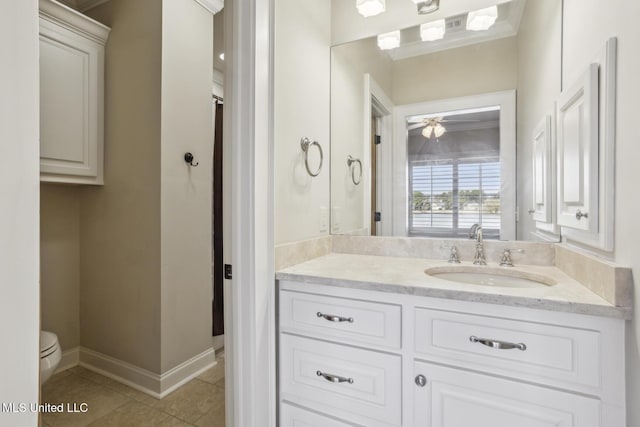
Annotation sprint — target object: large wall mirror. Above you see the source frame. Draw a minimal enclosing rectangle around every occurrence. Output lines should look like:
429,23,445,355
330,0,562,242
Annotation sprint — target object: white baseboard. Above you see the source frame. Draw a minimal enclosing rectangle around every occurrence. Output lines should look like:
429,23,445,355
78,346,217,399
55,346,80,374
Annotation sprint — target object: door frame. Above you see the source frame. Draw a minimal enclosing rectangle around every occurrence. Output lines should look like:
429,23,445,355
224,0,276,426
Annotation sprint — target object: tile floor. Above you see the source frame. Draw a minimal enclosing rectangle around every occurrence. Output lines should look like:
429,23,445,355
40,351,225,427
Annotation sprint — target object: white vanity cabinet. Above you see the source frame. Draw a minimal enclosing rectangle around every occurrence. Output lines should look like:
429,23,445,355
278,281,626,427
39,0,110,185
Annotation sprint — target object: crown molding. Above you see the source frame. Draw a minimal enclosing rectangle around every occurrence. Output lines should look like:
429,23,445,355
76,0,110,12
39,0,111,44
193,0,224,14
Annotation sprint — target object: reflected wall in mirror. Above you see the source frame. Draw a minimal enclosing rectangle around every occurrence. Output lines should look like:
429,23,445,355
330,0,562,242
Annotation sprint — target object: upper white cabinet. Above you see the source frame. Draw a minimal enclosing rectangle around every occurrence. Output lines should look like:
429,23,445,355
556,63,599,232
531,113,556,231
556,38,617,251
39,0,110,185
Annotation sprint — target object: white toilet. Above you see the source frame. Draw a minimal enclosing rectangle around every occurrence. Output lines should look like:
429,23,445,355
40,331,61,384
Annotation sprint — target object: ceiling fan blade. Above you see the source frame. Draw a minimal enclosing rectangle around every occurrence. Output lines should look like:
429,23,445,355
407,123,425,130
439,119,483,123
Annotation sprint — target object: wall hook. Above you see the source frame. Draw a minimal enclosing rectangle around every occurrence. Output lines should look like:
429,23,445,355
184,152,199,167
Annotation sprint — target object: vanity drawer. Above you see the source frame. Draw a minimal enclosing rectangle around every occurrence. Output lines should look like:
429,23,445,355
280,290,401,349
414,307,601,391
280,403,359,427
280,334,402,426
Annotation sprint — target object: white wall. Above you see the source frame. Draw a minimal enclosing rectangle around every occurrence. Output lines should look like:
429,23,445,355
0,0,40,425
160,0,214,372
562,0,640,423
515,0,561,240
274,0,331,244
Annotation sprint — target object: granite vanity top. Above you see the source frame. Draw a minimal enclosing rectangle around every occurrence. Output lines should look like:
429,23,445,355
276,253,632,319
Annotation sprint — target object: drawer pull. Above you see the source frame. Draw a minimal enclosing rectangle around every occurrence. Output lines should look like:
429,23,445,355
317,312,354,323
316,370,354,384
470,336,527,351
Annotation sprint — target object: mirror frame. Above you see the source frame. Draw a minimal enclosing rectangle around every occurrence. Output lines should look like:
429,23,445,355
391,90,516,239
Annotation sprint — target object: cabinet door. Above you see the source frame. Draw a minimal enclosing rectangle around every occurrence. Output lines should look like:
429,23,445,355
532,114,553,224
280,403,359,427
556,64,599,231
39,19,105,184
414,361,600,427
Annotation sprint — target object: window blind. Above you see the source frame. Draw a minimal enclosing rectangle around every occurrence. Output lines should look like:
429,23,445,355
409,157,501,238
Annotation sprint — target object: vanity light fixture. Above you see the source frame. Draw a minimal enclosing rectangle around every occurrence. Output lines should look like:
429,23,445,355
377,30,401,50
420,19,446,41
356,0,385,17
466,5,498,31
414,0,440,15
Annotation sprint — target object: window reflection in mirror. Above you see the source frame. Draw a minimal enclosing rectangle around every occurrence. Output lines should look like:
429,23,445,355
408,108,501,239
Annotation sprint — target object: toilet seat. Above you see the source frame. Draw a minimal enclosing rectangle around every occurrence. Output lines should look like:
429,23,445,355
40,331,59,359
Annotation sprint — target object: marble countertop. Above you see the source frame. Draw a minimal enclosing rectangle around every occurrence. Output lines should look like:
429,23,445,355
276,253,632,319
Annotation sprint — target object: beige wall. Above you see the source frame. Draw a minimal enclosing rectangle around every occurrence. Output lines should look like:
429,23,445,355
160,0,214,372
40,184,81,352
274,0,331,244
562,0,640,423
83,0,163,373
391,36,518,106
331,37,393,235
515,0,561,240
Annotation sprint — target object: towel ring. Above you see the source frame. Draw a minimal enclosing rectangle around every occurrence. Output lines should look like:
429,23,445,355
300,137,323,177
347,155,362,185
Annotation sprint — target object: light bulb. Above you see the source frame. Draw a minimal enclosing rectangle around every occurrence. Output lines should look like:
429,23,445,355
422,126,434,139
420,19,445,42
377,30,401,50
466,5,498,31
434,123,446,138
356,0,385,17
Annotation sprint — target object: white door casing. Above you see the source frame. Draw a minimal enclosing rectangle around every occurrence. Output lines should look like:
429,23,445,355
224,0,276,426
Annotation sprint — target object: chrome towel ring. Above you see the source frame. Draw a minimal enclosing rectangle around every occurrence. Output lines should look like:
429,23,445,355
347,155,362,185
300,137,323,177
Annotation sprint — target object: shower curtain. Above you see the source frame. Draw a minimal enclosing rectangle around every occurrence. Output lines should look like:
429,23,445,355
212,100,224,336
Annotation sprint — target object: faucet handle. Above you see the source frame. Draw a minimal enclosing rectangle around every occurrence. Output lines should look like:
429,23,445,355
500,248,524,267
440,245,461,263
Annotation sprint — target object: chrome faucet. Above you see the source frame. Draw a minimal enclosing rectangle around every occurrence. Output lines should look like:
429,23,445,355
499,249,525,267
441,245,461,263
469,224,486,265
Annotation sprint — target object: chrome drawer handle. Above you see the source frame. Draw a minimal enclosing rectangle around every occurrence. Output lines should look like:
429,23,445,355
470,336,527,351
317,312,354,323
316,370,354,384
575,210,588,220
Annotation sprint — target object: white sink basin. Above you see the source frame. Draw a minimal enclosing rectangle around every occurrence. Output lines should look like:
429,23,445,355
425,266,555,289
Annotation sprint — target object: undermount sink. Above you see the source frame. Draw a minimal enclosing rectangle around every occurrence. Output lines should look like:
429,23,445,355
425,266,556,289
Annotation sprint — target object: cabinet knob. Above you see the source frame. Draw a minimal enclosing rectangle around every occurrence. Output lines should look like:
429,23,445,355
415,374,427,387
575,210,588,220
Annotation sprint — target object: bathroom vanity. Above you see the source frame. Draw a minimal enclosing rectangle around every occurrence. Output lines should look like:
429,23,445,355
276,252,629,427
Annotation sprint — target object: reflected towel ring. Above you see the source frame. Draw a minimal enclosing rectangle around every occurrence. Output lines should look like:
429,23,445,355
300,137,323,177
347,155,362,185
